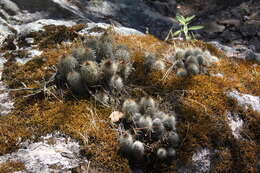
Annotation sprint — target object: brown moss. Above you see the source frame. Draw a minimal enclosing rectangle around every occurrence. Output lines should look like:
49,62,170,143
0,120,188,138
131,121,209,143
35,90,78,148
0,160,26,173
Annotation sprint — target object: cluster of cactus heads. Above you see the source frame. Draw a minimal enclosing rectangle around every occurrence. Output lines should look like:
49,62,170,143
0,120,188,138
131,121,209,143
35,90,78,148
144,54,166,71
119,96,179,161
169,48,219,77
55,33,133,95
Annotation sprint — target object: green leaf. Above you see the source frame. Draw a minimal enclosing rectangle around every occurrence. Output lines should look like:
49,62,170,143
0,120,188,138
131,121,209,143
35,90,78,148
176,15,186,25
172,30,182,36
185,15,195,23
188,25,204,31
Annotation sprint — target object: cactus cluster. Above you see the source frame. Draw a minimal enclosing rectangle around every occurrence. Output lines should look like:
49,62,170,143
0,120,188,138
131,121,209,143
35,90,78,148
55,33,133,95
171,48,219,77
119,97,179,161
144,54,166,71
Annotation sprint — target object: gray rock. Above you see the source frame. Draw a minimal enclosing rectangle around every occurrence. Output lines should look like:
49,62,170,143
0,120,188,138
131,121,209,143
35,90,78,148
204,21,225,34
0,0,20,16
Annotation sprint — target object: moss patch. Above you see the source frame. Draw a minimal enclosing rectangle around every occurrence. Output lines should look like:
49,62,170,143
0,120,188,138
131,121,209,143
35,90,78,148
1,26,259,172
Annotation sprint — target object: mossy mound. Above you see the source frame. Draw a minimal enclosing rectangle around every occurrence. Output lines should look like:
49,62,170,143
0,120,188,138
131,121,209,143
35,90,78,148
1,25,259,172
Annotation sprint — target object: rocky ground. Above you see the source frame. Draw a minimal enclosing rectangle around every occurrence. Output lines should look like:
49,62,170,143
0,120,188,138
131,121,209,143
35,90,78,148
0,0,259,173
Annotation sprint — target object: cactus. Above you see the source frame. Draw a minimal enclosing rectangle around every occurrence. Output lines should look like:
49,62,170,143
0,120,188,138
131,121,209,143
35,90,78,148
98,41,114,60
163,115,176,131
119,62,133,80
119,97,179,161
119,133,134,157
152,118,165,140
101,59,119,77
176,67,188,77
157,148,167,159
151,60,166,71
176,60,185,68
137,115,153,130
173,48,219,76
114,45,131,61
66,71,85,94
167,132,180,148
109,75,124,91
167,148,176,158
131,140,145,159
80,61,101,86
57,55,79,78
152,111,168,120
185,55,199,65
122,99,140,116
186,63,200,75
132,113,142,123
72,47,96,63
139,96,157,115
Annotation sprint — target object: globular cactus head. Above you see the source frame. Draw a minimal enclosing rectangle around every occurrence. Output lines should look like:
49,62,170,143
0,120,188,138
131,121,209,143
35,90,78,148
101,59,119,78
184,49,194,59
131,140,145,159
185,55,199,65
57,55,79,78
85,38,100,53
152,118,165,140
176,67,188,77
72,47,96,63
97,41,114,61
176,60,185,68
152,111,168,120
132,113,142,123
118,62,133,81
186,63,200,75
80,61,101,86
167,132,180,148
122,99,140,116
151,60,166,71
119,132,134,157
66,71,85,95
163,115,176,131
192,48,203,56
137,115,153,130
144,54,157,67
139,96,157,115
167,148,176,158
144,54,165,71
157,148,167,160
174,49,185,60
114,45,131,61
109,75,124,91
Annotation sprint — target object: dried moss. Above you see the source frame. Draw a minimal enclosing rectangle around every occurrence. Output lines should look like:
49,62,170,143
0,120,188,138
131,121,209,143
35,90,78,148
0,160,26,173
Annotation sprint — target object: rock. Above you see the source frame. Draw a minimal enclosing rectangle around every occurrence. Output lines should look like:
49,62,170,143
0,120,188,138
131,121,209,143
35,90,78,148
220,30,241,42
217,19,240,27
240,24,259,37
145,0,177,17
0,0,20,16
204,21,225,34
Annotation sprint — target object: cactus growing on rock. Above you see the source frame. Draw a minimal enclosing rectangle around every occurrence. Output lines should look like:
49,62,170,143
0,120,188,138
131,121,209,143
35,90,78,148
119,96,179,161
57,55,79,78
80,61,101,86
173,48,219,77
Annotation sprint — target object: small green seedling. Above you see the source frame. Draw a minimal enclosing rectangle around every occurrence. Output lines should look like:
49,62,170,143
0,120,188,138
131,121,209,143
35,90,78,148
165,15,204,41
